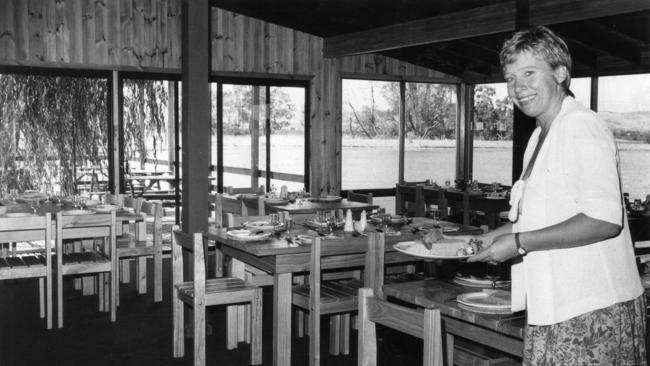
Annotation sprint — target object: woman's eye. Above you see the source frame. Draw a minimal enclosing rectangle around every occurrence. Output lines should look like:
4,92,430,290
505,76,513,83
524,70,534,77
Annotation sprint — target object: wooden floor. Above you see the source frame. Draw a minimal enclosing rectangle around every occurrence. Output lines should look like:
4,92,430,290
0,257,424,366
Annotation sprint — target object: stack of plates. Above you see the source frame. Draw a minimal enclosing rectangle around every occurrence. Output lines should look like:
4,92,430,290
453,274,510,288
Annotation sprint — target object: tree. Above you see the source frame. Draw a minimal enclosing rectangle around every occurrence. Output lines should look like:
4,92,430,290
220,85,297,135
473,85,513,141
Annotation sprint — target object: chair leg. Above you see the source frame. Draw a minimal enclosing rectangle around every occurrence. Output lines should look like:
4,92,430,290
194,300,206,366
57,268,63,328
340,313,351,355
226,305,238,350
110,269,116,322
172,287,185,358
358,288,377,366
46,273,52,329
329,314,341,355
250,288,263,365
39,277,45,319
98,273,105,312
423,308,443,366
296,309,306,338
244,304,252,344
445,333,454,366
137,257,147,294
154,247,163,302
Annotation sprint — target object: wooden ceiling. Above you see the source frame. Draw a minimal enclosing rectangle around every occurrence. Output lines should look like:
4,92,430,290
211,0,650,83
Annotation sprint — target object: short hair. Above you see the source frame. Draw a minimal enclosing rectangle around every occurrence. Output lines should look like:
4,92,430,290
499,25,573,97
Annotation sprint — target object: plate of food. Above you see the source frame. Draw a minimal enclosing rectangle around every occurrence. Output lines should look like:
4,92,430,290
393,228,483,259
4,212,35,217
308,195,342,203
226,229,272,242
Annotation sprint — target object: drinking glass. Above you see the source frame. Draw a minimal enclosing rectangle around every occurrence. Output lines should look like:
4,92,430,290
431,210,440,226
10,189,18,203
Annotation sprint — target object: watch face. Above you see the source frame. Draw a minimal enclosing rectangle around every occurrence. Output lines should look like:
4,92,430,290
518,247,527,255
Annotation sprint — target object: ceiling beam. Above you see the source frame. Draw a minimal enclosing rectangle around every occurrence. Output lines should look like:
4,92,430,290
557,21,641,64
324,0,650,58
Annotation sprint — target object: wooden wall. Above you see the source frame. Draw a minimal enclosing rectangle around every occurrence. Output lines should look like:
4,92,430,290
0,0,457,195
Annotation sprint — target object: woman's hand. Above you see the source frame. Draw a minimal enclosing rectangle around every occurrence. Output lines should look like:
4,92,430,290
467,233,519,263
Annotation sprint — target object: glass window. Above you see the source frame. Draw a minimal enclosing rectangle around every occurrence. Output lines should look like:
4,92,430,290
342,79,399,190
404,82,458,185
598,74,650,200
212,81,308,193
472,83,513,185
0,73,108,196
571,77,591,107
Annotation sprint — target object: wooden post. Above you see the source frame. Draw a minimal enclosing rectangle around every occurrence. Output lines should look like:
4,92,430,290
181,0,210,234
251,86,260,187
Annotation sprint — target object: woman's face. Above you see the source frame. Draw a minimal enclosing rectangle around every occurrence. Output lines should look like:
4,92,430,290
503,50,566,126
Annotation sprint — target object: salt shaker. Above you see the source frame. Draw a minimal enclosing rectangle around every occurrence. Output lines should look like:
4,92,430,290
360,210,367,232
344,209,354,232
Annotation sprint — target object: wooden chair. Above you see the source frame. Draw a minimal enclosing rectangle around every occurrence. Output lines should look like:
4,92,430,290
358,232,443,366
103,192,124,206
116,200,163,302
56,211,117,327
395,183,425,217
442,189,471,226
347,190,373,204
0,213,53,329
116,195,144,290
172,231,262,366
292,235,382,364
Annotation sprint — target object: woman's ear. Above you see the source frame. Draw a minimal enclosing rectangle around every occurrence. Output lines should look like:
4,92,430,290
553,66,568,85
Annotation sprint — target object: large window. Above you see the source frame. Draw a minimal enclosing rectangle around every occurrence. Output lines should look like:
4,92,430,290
211,81,308,193
0,71,108,196
598,74,650,200
342,79,459,212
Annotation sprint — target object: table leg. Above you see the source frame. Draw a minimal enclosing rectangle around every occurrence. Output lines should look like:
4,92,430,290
273,272,292,366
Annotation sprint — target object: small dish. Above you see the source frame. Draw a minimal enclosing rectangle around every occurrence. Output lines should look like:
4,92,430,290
61,209,96,216
226,229,272,242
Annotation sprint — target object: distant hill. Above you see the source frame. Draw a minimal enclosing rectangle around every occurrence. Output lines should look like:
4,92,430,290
600,111,650,132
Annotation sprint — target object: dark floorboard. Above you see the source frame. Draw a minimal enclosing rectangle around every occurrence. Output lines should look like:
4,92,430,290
0,258,423,366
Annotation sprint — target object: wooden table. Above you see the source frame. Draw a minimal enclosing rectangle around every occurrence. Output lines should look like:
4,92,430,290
127,173,177,197
383,279,525,361
204,218,429,366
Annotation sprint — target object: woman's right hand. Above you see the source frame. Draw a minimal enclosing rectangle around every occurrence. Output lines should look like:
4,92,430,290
468,233,519,263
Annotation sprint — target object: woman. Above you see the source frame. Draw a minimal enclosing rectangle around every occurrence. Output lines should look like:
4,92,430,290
468,26,646,365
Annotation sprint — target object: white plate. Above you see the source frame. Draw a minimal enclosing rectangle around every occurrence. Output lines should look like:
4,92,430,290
16,192,48,200
93,204,121,213
308,195,342,203
4,212,35,217
453,275,510,288
456,291,511,310
61,209,96,216
393,240,471,260
226,229,272,242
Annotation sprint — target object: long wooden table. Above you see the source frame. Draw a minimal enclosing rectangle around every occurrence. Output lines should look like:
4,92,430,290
265,197,379,216
383,279,525,361
204,218,430,366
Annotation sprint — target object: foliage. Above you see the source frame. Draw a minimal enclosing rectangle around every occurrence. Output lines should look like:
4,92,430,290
219,85,296,135
122,80,168,170
472,85,513,141
0,74,107,194
342,81,458,139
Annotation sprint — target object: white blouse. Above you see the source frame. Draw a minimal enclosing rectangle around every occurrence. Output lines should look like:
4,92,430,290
510,97,643,325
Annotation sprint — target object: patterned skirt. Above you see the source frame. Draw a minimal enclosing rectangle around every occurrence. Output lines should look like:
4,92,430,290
524,295,647,366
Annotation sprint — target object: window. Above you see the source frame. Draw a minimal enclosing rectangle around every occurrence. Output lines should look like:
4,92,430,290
0,71,108,196
598,74,650,200
472,83,513,185
211,80,308,193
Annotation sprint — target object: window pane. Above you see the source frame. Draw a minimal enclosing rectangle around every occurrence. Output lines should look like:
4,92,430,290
342,79,399,190
472,83,513,185
571,77,591,107
598,74,650,199
0,74,107,195
270,86,305,191
404,82,457,184
123,79,176,195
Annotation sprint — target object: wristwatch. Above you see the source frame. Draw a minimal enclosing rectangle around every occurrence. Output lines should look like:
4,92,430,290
515,233,527,256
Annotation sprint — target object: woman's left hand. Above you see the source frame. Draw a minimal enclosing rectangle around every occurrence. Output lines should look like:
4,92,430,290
467,233,519,263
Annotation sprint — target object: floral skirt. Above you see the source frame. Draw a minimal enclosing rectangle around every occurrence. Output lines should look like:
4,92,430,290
524,295,647,366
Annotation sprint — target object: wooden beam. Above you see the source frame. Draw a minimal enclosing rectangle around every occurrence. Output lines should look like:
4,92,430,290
324,0,650,58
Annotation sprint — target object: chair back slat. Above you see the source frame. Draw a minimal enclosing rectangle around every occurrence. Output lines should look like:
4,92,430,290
172,231,206,284
212,193,246,228
347,191,373,204
226,185,265,195
103,193,123,206
364,233,385,297
122,195,143,214
0,215,52,242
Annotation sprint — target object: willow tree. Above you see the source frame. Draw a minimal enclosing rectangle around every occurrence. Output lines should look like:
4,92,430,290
0,74,107,194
